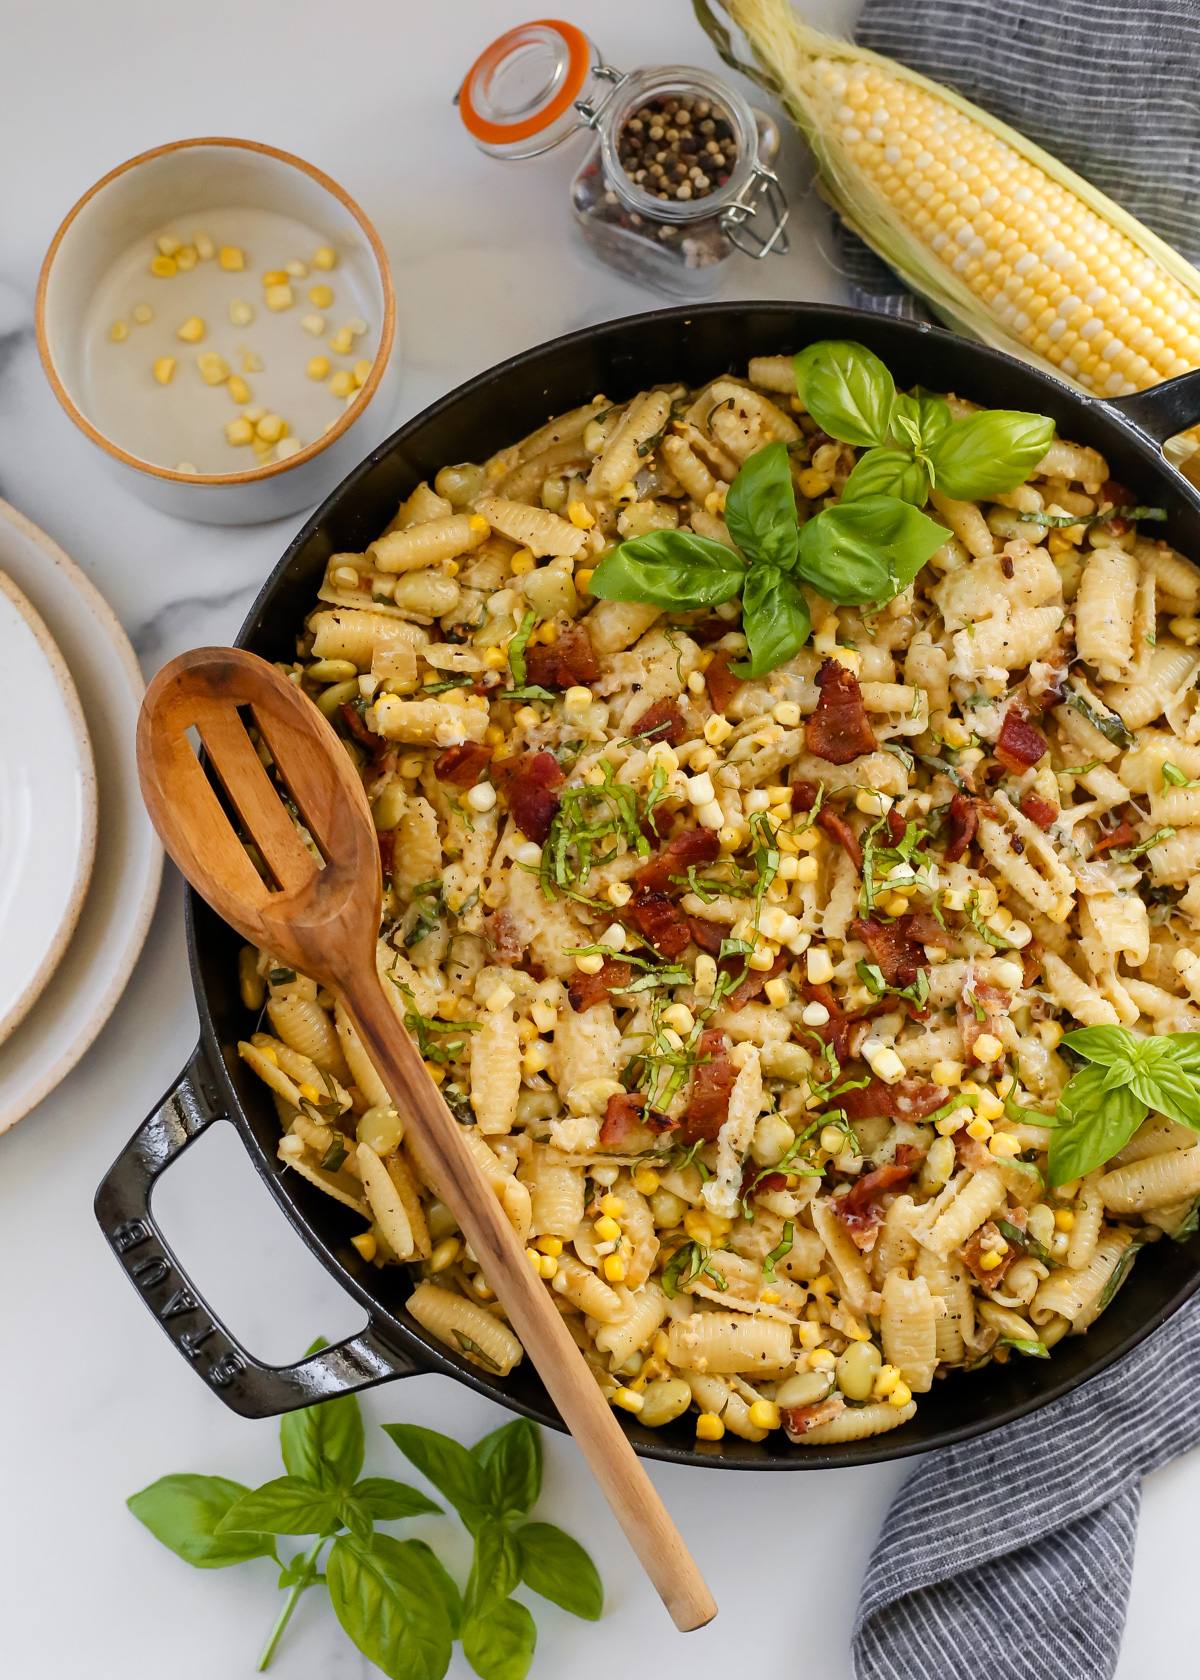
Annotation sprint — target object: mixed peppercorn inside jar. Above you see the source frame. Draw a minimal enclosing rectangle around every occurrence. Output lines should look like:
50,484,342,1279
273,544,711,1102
615,92,739,206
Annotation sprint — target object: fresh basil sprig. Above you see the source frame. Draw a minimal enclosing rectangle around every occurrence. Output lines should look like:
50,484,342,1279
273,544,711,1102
589,440,944,678
1049,1027,1200,1185
793,339,1055,507
127,1341,601,1680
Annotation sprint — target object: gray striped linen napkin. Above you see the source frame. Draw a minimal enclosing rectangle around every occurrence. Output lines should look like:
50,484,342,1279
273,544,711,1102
840,4,1200,1674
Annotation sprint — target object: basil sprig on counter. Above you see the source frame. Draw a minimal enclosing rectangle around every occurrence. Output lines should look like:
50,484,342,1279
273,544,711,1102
589,440,945,678
1049,1027,1200,1185
127,1340,600,1680
793,339,1056,507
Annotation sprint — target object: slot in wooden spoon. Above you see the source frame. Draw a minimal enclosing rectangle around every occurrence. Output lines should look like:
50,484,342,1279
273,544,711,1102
137,646,716,1633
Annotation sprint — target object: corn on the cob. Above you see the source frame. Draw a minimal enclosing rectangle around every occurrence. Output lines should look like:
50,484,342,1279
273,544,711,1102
705,0,1200,405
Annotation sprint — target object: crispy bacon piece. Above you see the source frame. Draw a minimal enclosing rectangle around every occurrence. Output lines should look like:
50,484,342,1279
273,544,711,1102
790,780,819,812
885,807,907,846
905,907,954,950
482,908,524,966
958,977,1011,1065
705,649,743,715
994,700,1048,774
1022,943,1044,989
1021,791,1059,830
682,1030,735,1142
340,701,377,748
629,698,686,745
806,659,876,765
840,1077,946,1123
523,623,600,690
568,958,633,1012
945,792,980,862
600,1090,645,1147
687,917,730,955
853,916,928,989
377,831,395,877
669,827,721,867
434,741,492,787
782,1395,845,1441
960,1220,1017,1292
494,750,564,845
818,808,863,873
725,952,788,1011
1095,819,1136,855
628,829,719,957
689,616,734,645
836,1158,918,1250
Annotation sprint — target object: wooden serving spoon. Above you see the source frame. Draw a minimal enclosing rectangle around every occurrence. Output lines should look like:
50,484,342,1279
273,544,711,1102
137,646,716,1633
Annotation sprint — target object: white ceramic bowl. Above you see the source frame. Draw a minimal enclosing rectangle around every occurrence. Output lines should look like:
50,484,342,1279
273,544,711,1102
37,137,399,525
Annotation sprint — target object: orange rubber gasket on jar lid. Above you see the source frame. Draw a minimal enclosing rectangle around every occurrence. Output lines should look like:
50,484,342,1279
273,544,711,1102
460,19,591,146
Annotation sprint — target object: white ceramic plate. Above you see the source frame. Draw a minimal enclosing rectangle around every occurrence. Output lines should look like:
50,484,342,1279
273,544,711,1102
0,569,97,1043
0,500,163,1133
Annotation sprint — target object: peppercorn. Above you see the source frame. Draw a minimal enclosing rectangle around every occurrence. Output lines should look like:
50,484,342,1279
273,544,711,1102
615,89,738,203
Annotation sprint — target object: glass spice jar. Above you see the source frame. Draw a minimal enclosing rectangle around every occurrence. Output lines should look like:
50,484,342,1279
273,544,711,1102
458,19,789,298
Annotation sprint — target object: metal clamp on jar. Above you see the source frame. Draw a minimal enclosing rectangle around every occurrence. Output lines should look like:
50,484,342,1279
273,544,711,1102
458,19,789,297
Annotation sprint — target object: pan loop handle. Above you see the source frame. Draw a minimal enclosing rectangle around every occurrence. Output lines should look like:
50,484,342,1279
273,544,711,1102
1103,368,1200,447
94,1044,420,1416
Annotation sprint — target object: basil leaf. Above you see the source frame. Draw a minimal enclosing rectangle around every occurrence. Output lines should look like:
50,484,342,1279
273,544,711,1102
733,564,811,679
383,1423,493,1536
1097,1239,1143,1313
925,409,1055,500
280,1342,364,1492
461,1598,537,1680
1049,1062,1147,1186
470,1418,542,1521
724,440,800,569
793,339,895,448
588,529,747,609
841,446,930,507
351,1477,443,1523
327,1533,454,1680
217,1476,341,1537
999,1337,1050,1358
1154,1031,1200,1077
904,388,955,450
1060,1025,1138,1068
797,495,947,605
1127,1044,1200,1131
508,609,536,688
515,1521,604,1620
398,1535,464,1640
465,1519,523,1617
127,1474,278,1569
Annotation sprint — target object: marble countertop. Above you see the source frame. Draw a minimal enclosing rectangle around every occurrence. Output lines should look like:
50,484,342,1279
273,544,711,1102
0,2,1197,1675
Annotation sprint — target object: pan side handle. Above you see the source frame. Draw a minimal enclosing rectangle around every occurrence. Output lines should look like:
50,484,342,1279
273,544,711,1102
1103,369,1200,445
94,1043,421,1416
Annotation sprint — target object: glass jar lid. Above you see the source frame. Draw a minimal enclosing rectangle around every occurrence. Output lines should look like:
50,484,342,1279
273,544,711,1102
459,20,604,159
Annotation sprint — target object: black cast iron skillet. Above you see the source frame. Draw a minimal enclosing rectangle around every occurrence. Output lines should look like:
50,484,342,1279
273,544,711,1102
96,303,1200,1467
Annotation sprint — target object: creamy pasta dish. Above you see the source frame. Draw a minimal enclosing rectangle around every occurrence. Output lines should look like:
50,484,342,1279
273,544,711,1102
238,339,1200,1449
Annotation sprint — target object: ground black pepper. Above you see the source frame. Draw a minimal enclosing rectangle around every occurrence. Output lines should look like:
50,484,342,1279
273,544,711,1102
616,93,737,202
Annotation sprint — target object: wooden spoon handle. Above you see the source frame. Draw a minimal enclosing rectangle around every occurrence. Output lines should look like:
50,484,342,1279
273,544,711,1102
343,973,717,1633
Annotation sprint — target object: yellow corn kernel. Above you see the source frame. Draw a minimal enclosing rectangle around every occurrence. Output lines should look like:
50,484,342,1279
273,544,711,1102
176,316,205,343
538,1254,559,1280
219,246,245,271
262,270,288,287
575,567,595,592
602,1254,626,1283
196,351,230,386
798,467,832,498
312,245,337,270
351,1231,377,1261
193,233,215,261
748,1400,781,1431
704,714,733,745
307,356,332,381
301,313,326,337
309,285,335,308
108,320,129,343
227,375,251,405
965,1116,994,1141
329,370,355,397
225,417,254,446
153,356,177,384
255,413,286,443
510,548,536,575
989,1132,1022,1159
612,1387,644,1414
265,284,294,312
809,1348,837,1370
353,358,372,386
131,303,154,325
330,326,354,355
1054,1208,1076,1231
156,234,182,257
567,500,595,529
594,1215,622,1243
632,1166,660,1195
286,259,309,279
760,1289,781,1304
525,1246,543,1273
150,255,177,278
243,350,264,373
889,1379,913,1409
429,1236,460,1272
533,1235,563,1257
175,246,198,271
979,1250,1005,1271
297,1082,320,1103
695,1413,725,1441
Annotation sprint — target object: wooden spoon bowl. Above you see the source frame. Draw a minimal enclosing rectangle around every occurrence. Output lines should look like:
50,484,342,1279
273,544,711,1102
137,645,716,1633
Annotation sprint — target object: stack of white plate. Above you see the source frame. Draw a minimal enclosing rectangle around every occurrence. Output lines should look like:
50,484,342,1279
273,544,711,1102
0,500,162,1134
